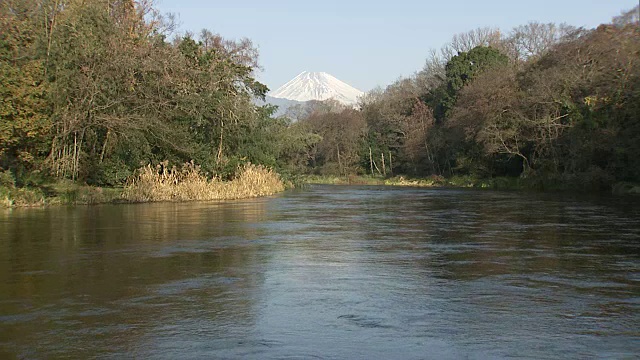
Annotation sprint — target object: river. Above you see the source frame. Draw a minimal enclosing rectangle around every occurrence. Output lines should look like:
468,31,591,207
1,185,639,359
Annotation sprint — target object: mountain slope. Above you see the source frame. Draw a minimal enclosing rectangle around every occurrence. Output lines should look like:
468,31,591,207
270,71,363,105
259,96,304,117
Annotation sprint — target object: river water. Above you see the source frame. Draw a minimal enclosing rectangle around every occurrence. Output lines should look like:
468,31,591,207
1,185,639,359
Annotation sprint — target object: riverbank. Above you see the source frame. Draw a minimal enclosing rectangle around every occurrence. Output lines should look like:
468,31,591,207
0,182,124,208
303,174,517,188
1,164,285,208
302,174,640,195
4,171,638,208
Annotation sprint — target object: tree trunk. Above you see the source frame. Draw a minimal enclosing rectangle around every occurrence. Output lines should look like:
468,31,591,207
336,144,342,176
100,129,111,163
369,147,374,176
72,132,77,181
44,0,60,77
217,120,224,164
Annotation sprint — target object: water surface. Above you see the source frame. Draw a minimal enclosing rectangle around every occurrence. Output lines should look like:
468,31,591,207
1,186,639,359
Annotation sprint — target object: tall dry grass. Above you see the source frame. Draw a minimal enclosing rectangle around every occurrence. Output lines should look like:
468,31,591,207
122,161,285,202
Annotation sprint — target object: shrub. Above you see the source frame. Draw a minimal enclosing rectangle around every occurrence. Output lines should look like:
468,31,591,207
0,170,16,188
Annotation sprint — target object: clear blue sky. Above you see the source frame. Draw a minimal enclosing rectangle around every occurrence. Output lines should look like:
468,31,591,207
155,0,637,92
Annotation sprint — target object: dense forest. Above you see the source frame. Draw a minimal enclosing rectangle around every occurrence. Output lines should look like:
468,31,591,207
296,7,640,191
0,0,309,190
1,1,639,201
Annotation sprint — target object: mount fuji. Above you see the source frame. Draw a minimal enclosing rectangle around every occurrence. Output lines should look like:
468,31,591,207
269,71,364,105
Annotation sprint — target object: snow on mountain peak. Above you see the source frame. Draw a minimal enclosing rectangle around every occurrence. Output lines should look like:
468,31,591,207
270,71,364,105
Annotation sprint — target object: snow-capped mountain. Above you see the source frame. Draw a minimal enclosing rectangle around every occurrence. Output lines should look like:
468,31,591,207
270,71,363,105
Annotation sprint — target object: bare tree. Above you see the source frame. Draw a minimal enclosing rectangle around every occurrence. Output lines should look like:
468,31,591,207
447,27,503,55
418,27,503,92
305,109,365,176
506,22,577,62
612,5,639,27
198,30,260,69
402,100,435,173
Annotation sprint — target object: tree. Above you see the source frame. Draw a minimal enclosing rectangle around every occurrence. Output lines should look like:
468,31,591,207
43,0,189,182
423,46,509,125
303,109,366,176
0,0,52,182
612,5,639,27
274,119,322,175
452,23,640,186
504,22,577,63
402,101,435,174
445,46,509,97
359,79,421,175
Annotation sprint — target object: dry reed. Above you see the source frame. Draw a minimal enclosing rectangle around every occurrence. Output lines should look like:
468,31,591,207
122,161,285,203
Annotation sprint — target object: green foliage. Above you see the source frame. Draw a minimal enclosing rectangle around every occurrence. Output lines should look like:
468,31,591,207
446,47,508,92
298,20,639,193
297,108,366,176
435,46,509,121
0,3,51,181
0,183,46,207
0,170,15,188
2,0,638,196
1,0,306,193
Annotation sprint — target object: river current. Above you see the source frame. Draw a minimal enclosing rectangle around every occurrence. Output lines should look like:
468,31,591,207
1,185,639,359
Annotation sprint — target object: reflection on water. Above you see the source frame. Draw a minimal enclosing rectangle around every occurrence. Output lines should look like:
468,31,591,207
1,186,639,359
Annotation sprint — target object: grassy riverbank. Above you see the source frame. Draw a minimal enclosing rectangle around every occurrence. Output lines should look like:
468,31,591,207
4,171,638,208
0,182,123,208
1,164,285,208
303,174,516,188
302,174,640,195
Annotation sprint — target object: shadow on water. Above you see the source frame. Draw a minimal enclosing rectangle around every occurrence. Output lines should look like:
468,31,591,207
1,186,639,359
0,199,275,358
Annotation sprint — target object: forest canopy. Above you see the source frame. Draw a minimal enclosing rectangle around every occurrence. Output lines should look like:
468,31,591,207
0,0,296,187
1,1,639,195
294,7,640,191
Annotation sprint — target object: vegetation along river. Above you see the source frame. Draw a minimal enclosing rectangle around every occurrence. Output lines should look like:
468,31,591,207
1,185,639,359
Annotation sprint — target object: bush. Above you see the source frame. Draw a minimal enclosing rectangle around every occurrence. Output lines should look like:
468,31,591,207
0,170,16,188
89,158,133,186
0,170,48,207
0,186,45,207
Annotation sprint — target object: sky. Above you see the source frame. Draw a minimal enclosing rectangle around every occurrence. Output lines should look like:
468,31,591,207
154,0,638,93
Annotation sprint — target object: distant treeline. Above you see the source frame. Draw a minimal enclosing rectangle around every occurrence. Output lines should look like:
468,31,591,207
295,7,640,191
